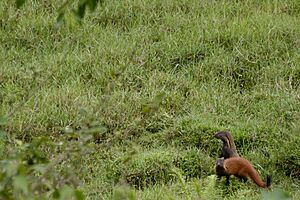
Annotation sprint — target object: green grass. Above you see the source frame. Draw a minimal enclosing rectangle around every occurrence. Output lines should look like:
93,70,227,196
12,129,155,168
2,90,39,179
1,0,300,199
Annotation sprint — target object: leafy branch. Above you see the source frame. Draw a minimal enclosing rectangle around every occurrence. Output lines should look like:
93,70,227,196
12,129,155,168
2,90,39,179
15,0,104,26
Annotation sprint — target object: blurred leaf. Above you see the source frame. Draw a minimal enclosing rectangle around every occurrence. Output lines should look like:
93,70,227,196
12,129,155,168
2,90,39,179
13,175,28,194
55,13,65,29
17,164,27,175
15,139,23,146
262,188,291,200
85,126,107,134
79,108,88,116
64,125,74,134
32,164,48,174
0,191,12,200
87,0,99,11
0,116,7,126
59,186,74,200
141,104,151,114
112,186,137,200
0,130,7,141
57,1,71,13
16,0,25,8
74,190,85,200
76,3,87,19
6,162,18,177
52,189,60,199
154,92,166,104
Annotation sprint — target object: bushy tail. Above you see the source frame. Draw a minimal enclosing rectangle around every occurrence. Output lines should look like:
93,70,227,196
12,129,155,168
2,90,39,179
266,175,272,188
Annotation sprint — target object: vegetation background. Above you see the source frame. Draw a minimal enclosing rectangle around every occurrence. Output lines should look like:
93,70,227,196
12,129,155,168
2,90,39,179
0,0,300,199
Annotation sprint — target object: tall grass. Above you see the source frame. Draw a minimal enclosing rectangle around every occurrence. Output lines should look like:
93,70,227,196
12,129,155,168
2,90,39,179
1,0,300,199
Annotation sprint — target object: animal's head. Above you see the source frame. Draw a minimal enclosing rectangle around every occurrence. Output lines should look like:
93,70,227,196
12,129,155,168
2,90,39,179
214,131,230,139
215,158,225,167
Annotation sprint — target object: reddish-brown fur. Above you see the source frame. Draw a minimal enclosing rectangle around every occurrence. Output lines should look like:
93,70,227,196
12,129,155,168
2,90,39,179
216,157,271,188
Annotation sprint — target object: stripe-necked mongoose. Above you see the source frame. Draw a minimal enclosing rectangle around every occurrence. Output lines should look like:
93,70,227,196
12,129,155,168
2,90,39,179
215,157,272,188
214,131,239,159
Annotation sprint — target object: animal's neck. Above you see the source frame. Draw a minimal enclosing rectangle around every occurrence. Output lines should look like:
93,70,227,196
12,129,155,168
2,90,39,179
225,135,236,149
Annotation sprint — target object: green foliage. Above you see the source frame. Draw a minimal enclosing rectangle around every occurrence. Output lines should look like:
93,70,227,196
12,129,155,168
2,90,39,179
15,0,103,21
56,0,104,26
0,129,88,199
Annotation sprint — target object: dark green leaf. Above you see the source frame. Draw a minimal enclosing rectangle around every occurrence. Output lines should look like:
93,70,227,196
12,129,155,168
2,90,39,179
0,191,12,200
55,13,65,29
77,3,87,19
87,0,99,11
16,0,25,8
17,164,27,175
52,189,60,199
74,190,85,200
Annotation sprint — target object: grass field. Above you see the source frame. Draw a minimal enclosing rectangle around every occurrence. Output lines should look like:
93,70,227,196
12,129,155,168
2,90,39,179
1,0,300,199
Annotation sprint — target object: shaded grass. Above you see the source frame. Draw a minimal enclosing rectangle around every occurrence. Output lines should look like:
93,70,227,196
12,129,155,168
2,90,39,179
1,0,300,199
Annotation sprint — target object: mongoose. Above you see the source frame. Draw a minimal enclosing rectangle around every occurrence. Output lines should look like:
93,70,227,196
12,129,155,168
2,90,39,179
214,131,239,159
215,157,272,188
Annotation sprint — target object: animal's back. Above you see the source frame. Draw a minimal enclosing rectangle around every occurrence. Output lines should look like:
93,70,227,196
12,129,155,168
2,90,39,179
224,157,253,176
